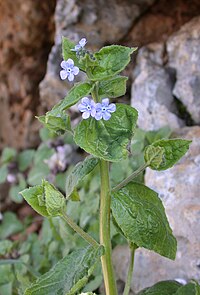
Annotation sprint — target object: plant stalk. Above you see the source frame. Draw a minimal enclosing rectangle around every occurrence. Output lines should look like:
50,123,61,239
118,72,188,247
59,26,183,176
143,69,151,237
123,244,136,295
112,163,148,192
99,160,118,295
61,213,99,248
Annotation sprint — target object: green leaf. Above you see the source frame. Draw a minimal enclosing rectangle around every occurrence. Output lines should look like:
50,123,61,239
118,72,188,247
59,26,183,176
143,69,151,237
111,182,177,259
43,180,65,216
20,185,49,217
0,240,13,256
66,156,99,199
0,212,23,239
87,45,137,81
0,265,14,285
17,149,35,172
98,76,128,99
0,165,8,184
74,104,138,162
46,82,94,117
24,246,103,295
1,147,16,164
137,280,181,295
175,281,200,295
144,145,165,169
21,180,66,217
37,113,71,135
146,139,192,170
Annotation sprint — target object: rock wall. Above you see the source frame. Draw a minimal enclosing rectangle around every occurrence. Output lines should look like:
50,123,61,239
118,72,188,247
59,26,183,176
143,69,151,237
0,0,56,149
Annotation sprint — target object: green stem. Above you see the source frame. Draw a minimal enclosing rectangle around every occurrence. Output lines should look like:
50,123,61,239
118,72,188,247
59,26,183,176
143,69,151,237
112,163,148,192
61,213,99,248
123,244,136,295
91,81,99,102
99,160,118,295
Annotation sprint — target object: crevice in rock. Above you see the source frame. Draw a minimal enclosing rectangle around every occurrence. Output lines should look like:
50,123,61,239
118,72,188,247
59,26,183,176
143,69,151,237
173,96,195,126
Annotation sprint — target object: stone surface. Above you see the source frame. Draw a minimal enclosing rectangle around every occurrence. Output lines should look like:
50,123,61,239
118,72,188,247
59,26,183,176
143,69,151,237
0,0,56,149
113,126,200,293
39,0,156,108
131,43,184,130
167,17,200,124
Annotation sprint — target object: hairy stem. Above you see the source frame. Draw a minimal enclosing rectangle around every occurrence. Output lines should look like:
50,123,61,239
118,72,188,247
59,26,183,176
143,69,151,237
123,244,136,295
61,213,99,248
112,163,148,192
100,160,118,295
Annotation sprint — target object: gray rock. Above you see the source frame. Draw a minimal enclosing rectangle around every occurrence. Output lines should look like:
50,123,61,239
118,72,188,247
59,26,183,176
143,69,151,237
167,17,200,124
131,43,184,130
113,126,200,293
40,0,156,108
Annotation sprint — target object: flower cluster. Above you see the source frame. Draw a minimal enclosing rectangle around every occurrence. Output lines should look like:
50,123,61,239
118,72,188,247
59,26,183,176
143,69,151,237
60,38,87,82
78,98,116,121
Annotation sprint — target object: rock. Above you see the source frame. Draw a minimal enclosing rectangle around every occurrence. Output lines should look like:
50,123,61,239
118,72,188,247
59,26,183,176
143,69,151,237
39,0,156,108
113,126,200,293
0,0,55,149
167,17,200,124
131,43,184,130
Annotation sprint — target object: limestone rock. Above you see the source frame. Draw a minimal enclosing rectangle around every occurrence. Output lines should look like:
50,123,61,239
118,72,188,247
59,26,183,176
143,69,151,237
113,126,200,293
131,43,184,130
167,17,200,124
0,0,55,149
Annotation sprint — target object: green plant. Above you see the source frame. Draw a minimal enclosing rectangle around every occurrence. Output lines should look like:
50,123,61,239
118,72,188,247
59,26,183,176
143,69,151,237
1,37,196,295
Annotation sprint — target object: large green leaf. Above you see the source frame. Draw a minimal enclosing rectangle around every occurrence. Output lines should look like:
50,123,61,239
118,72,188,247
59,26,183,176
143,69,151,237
66,156,99,199
87,45,137,80
98,76,128,99
145,139,191,170
137,280,181,295
20,185,49,217
0,212,23,239
17,149,35,172
21,180,66,217
24,246,103,295
175,281,200,295
43,180,65,216
111,182,177,259
0,165,8,184
74,104,138,162
37,112,71,135
46,82,94,117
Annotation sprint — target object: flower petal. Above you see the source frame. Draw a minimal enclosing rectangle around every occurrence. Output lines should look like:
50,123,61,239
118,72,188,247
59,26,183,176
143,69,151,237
107,103,116,112
81,97,90,105
91,108,96,117
75,44,81,51
82,111,90,119
60,70,68,80
95,112,103,121
102,98,109,106
61,60,68,70
72,66,79,75
79,38,87,47
95,103,102,112
66,58,74,67
68,73,74,82
103,111,111,121
78,103,87,112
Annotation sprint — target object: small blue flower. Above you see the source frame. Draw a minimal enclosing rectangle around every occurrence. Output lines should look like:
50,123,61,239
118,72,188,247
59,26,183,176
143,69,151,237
95,98,116,121
72,38,87,52
78,97,96,119
60,58,79,82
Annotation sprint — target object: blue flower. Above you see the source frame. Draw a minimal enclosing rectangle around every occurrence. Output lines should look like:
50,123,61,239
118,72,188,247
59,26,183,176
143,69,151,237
60,58,79,81
72,38,87,52
78,97,96,119
95,98,116,121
